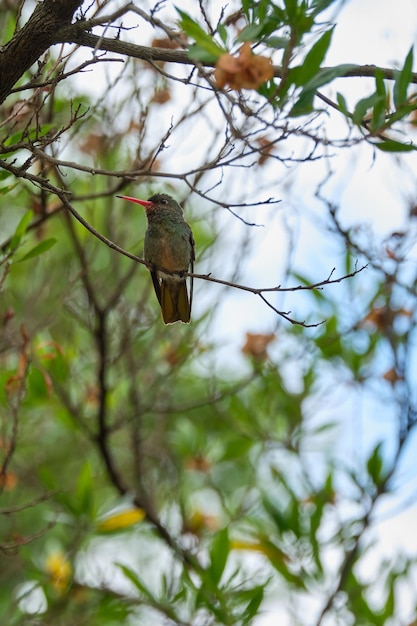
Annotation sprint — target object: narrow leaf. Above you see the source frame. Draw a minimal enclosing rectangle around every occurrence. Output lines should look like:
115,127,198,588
291,27,334,87
237,23,265,42
8,210,33,250
393,46,413,108
336,91,349,116
374,139,417,152
188,45,220,64
241,586,264,624
15,238,57,263
96,508,146,533
353,92,384,125
208,527,229,585
301,63,357,93
117,564,156,600
289,90,316,117
176,8,225,57
371,70,387,131
290,64,357,116
367,442,384,485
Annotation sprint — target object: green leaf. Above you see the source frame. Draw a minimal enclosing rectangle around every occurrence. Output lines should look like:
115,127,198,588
241,586,265,624
373,139,417,152
27,366,50,399
217,23,228,46
242,0,251,19
371,70,387,131
208,527,229,585
393,46,413,108
220,435,254,461
386,103,417,126
0,183,17,195
15,238,57,262
256,0,271,23
117,564,156,601
289,90,316,117
290,27,334,88
188,45,220,64
75,462,95,519
366,442,384,486
353,92,385,125
284,0,298,21
8,210,33,250
2,124,55,156
0,169,13,181
301,63,357,93
336,92,349,117
237,23,265,42
310,0,339,16
176,8,225,59
264,36,289,49
289,65,357,117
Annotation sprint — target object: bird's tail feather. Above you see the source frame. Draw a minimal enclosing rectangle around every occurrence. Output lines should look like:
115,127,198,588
160,280,190,324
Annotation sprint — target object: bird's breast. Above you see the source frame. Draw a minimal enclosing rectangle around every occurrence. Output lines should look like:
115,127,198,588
144,229,190,273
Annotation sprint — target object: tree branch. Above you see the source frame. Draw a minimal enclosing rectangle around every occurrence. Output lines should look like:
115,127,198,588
0,0,83,104
2,2,417,109
59,29,417,85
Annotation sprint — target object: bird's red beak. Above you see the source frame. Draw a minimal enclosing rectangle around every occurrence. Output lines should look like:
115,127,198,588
116,195,153,208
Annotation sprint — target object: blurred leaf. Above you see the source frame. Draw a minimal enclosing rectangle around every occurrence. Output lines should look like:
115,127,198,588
366,442,386,487
393,46,413,108
237,23,265,42
117,564,156,600
0,183,18,195
264,36,289,49
336,91,349,117
290,27,334,87
373,138,417,152
176,8,225,58
289,89,316,117
75,462,95,519
219,435,254,461
2,124,55,155
8,209,33,250
0,169,13,181
310,0,339,16
208,527,229,585
15,238,57,262
96,507,146,533
217,23,228,46
371,70,387,131
26,366,51,399
290,64,357,116
188,44,220,64
238,586,265,625
314,317,342,358
353,91,385,125
301,63,357,93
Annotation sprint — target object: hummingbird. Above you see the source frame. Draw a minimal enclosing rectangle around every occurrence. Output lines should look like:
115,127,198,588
117,193,195,324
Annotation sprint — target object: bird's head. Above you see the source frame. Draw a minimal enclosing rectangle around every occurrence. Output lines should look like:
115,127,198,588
116,193,183,216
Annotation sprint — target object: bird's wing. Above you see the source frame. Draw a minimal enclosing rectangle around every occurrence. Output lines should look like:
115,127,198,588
188,229,195,315
150,269,162,306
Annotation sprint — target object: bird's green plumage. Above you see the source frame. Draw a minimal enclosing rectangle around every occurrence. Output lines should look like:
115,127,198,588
143,194,194,324
117,193,194,323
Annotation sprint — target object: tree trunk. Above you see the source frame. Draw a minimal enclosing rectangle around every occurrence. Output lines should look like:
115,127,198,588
0,0,83,105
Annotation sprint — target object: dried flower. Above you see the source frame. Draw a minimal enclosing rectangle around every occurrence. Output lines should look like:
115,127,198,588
215,42,274,90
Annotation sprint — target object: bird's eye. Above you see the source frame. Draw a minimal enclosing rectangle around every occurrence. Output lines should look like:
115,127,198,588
160,198,168,205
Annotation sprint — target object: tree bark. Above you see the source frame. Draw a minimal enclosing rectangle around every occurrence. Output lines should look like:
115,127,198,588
0,0,83,105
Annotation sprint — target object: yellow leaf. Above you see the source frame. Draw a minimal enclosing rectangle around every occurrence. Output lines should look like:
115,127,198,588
45,551,71,593
96,507,146,533
231,539,289,562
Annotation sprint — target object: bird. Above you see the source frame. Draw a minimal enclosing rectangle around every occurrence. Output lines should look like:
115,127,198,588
117,193,195,324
